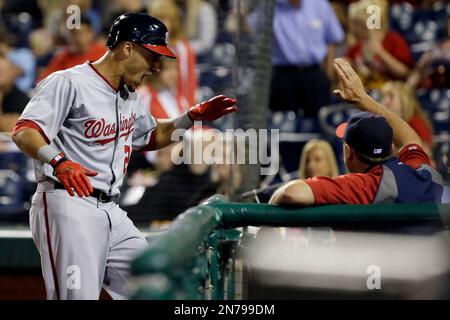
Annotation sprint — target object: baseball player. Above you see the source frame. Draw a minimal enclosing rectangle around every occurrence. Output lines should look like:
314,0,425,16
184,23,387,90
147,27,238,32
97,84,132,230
11,13,237,300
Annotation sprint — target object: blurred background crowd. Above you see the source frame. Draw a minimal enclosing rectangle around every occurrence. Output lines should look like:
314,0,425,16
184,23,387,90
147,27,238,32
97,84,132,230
0,0,449,227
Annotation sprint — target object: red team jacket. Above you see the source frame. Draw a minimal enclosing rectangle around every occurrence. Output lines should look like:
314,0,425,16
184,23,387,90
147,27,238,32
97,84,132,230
305,144,443,204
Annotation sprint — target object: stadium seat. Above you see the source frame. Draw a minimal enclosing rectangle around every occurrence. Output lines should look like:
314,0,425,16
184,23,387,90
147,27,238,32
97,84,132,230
413,11,439,42
428,1,450,40
408,18,439,60
268,111,298,133
434,139,450,183
417,89,450,134
390,3,449,61
267,111,322,133
0,152,30,216
390,2,415,35
0,152,28,175
2,12,35,47
318,103,360,137
197,39,235,97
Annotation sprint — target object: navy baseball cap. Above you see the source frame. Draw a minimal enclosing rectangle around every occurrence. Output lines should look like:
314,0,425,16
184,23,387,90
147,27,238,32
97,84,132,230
336,112,393,163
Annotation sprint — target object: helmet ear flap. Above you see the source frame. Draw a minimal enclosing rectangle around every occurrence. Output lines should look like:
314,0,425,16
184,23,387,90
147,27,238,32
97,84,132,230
106,29,120,49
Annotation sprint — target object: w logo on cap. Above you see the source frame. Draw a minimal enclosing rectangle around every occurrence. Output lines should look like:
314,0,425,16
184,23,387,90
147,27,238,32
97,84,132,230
373,148,383,154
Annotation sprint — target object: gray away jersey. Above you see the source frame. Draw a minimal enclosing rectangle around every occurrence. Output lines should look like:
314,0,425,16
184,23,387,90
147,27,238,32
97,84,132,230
19,62,157,196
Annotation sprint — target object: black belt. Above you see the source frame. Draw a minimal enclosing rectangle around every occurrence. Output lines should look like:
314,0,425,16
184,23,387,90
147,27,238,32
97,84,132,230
54,182,118,203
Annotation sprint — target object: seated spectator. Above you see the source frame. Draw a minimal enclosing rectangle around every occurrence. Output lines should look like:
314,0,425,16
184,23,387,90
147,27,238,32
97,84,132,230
298,139,339,179
149,0,198,106
0,24,36,92
139,59,190,120
345,0,414,90
380,81,434,157
37,15,106,83
0,56,30,132
270,59,443,206
176,0,218,56
408,17,450,89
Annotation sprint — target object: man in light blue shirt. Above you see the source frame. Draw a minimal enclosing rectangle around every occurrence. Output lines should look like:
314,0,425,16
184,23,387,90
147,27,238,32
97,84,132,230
7,48,36,92
0,25,36,92
269,0,344,116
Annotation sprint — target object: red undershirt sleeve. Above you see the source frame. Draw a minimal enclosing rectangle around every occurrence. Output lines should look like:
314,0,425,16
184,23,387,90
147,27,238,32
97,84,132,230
12,119,50,144
304,170,382,205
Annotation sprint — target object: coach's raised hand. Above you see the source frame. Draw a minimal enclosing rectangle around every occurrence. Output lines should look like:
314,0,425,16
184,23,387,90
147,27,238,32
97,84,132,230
188,95,237,121
333,58,368,104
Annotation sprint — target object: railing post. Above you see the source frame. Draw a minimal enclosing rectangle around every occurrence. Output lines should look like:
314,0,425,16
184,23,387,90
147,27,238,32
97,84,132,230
207,232,221,300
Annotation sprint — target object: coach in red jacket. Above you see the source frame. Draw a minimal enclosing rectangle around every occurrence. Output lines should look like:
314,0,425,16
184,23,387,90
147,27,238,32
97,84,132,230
270,58,443,206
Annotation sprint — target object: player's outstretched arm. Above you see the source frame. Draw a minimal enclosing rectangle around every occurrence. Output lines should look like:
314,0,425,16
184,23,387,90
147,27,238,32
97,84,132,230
153,95,237,150
269,179,315,206
12,127,97,197
333,58,422,149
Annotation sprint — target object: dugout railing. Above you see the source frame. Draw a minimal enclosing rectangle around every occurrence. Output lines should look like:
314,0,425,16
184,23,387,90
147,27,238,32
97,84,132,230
130,195,450,300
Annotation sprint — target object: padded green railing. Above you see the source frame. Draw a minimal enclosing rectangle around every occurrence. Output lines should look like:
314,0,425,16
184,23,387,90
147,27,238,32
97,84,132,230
131,196,449,299
215,202,447,228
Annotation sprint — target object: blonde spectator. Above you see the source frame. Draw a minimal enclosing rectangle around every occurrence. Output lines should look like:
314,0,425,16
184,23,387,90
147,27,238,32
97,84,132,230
29,28,54,77
299,139,339,179
345,0,414,90
148,0,198,106
380,81,434,156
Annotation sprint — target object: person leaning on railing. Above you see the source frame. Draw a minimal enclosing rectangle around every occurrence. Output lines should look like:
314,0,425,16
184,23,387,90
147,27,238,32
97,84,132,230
269,58,443,206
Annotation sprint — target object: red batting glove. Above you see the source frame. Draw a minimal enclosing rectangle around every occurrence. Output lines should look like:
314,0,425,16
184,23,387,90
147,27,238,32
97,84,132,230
188,95,237,121
51,154,98,197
